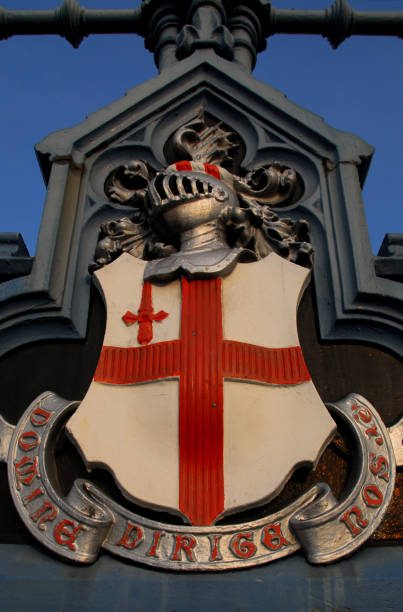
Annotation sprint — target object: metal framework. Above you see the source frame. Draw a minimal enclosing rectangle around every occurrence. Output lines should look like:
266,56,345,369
0,0,402,605
0,0,402,57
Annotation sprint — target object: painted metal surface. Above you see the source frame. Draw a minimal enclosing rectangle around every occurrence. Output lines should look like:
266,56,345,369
0,390,395,569
0,0,401,600
389,416,403,467
0,543,402,612
67,248,334,528
0,53,401,359
0,1,402,66
0,75,400,576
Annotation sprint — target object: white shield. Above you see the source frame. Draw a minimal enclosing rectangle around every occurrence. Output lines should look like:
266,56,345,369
67,252,335,525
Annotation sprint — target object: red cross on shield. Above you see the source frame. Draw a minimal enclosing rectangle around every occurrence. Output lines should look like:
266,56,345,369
67,252,335,526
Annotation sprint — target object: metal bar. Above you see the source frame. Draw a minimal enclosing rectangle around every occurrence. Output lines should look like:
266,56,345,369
352,12,403,37
271,9,403,35
3,9,143,35
0,2,402,50
269,6,403,48
0,5,144,48
269,10,326,35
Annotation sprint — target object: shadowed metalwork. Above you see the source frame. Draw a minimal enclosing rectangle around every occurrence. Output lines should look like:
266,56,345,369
0,1,401,70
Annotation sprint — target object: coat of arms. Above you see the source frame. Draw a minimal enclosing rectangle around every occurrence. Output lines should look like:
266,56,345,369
0,112,398,570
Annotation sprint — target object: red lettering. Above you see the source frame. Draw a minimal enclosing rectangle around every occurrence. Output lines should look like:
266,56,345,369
261,523,290,550
14,456,39,489
23,487,44,505
208,535,223,561
352,403,372,423
54,519,85,551
116,522,144,550
147,530,164,558
229,532,256,559
340,506,368,537
30,501,58,529
369,453,389,482
170,534,197,562
18,431,40,452
365,425,383,446
30,406,52,427
362,484,383,507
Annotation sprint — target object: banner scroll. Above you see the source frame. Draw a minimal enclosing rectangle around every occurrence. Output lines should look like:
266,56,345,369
0,391,396,570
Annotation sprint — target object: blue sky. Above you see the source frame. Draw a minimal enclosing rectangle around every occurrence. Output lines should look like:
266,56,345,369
1,0,402,256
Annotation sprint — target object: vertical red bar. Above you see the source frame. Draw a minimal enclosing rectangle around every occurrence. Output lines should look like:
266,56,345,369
179,277,224,525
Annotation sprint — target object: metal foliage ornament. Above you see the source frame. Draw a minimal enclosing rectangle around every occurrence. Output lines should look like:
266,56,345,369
0,111,400,571
91,110,310,273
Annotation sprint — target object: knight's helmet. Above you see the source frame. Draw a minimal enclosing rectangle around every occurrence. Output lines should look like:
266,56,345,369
147,112,240,233
97,110,304,271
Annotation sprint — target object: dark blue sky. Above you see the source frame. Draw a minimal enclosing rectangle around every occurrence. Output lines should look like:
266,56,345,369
1,0,402,255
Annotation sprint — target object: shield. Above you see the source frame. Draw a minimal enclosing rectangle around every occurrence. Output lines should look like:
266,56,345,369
66,251,335,526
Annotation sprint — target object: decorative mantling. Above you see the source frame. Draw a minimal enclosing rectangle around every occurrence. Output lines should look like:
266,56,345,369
0,54,401,359
92,110,310,273
0,105,400,571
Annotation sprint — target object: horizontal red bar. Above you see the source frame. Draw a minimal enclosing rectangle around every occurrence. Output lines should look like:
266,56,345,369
94,341,309,386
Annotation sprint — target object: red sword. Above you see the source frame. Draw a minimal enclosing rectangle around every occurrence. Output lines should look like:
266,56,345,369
122,282,168,345
95,277,310,526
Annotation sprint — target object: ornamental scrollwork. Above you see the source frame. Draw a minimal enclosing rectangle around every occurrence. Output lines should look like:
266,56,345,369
92,110,310,274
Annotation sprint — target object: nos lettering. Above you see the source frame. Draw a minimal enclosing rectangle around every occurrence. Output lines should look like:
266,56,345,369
340,506,368,537
369,454,389,482
362,484,383,507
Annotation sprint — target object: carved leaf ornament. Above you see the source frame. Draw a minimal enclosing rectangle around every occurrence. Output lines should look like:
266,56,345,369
93,110,309,271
